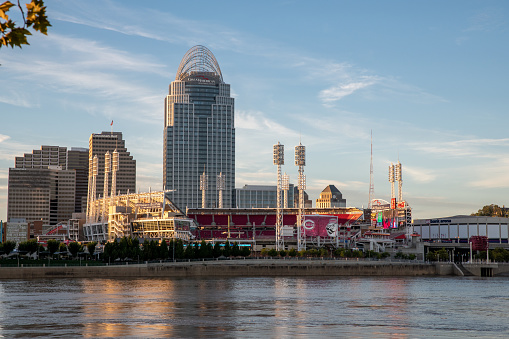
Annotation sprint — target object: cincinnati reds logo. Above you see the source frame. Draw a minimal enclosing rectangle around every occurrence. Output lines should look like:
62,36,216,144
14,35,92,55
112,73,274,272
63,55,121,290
303,219,315,230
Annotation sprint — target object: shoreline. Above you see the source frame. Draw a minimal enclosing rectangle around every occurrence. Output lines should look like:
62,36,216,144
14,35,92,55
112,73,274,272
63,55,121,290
0,259,461,279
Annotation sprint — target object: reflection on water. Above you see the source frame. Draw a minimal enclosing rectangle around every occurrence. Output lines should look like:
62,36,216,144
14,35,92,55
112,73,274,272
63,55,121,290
0,276,508,338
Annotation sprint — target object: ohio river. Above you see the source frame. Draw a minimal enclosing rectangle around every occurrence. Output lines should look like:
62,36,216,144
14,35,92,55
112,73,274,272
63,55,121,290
0,276,508,338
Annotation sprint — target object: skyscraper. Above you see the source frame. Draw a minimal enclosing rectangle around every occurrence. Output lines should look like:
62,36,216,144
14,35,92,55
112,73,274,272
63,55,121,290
88,131,136,199
164,45,235,209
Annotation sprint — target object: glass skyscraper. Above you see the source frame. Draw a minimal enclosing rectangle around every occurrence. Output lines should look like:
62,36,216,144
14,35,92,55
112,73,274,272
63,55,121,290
164,45,235,210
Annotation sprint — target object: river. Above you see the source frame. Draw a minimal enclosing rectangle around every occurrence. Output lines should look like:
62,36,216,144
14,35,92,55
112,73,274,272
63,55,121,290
0,276,508,338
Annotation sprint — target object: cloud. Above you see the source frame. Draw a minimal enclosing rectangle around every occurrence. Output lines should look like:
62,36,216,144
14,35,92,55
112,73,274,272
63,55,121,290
403,165,437,183
464,7,506,32
410,138,509,158
319,78,377,103
236,110,300,138
0,134,10,143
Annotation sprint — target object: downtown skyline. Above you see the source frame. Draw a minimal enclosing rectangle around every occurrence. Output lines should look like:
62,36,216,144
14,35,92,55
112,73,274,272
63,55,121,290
1,0,509,220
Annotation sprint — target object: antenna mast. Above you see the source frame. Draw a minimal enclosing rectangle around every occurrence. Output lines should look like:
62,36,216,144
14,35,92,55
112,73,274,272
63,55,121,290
368,131,375,209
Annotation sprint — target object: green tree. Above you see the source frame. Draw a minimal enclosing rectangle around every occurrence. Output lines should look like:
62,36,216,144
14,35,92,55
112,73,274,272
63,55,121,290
159,239,168,259
184,244,195,259
68,241,82,259
267,248,278,257
87,241,97,259
288,248,297,257
231,242,241,257
473,204,509,217
1,240,16,254
426,251,437,262
240,246,251,257
58,242,67,253
212,242,222,258
18,239,38,255
0,0,51,49
279,249,287,257
319,248,328,257
223,241,231,257
175,239,184,259
260,248,269,257
46,239,59,256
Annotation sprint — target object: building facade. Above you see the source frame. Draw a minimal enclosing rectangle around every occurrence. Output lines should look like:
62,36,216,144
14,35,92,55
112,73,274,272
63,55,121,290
236,184,296,209
7,167,76,226
67,147,89,213
164,45,235,210
88,131,136,199
316,185,346,208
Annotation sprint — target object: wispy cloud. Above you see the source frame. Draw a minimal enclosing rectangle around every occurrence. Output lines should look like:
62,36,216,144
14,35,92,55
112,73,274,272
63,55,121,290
410,138,509,158
319,78,378,104
0,134,10,143
464,7,506,32
236,110,300,138
403,165,438,183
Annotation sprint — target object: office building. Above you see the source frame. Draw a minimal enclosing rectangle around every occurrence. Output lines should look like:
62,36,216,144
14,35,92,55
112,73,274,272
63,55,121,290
15,145,67,169
7,166,75,226
164,45,235,210
88,131,136,198
316,185,346,208
67,147,89,213
236,184,295,209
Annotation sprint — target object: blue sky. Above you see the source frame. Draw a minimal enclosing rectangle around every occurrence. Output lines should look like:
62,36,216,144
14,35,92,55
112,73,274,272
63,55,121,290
1,0,509,221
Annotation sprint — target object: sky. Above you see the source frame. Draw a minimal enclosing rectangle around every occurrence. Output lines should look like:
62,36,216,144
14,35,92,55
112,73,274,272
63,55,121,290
1,0,509,221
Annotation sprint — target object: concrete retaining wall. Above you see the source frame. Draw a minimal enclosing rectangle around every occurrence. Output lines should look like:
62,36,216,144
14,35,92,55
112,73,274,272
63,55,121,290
0,260,453,279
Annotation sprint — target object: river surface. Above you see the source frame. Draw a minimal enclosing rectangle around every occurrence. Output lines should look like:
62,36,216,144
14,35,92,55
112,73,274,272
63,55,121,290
0,276,508,338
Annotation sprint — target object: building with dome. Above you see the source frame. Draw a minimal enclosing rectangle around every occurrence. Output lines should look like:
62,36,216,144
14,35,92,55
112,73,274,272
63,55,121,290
316,185,346,208
164,46,235,210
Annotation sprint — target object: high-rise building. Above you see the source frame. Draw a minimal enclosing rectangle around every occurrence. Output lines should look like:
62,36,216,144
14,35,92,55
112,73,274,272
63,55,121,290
316,185,346,208
15,145,67,169
88,131,136,198
236,184,295,209
7,166,76,226
164,45,235,210
67,147,89,213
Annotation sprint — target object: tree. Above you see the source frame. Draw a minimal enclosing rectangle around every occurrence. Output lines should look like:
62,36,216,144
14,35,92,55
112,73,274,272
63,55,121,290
18,239,38,255
267,248,278,257
472,204,509,217
87,241,97,259
0,0,51,49
184,244,195,259
231,242,241,257
288,248,297,257
58,242,67,253
68,241,82,259
0,240,16,255
175,239,184,259
46,239,60,256
240,246,251,257
279,249,287,257
212,242,222,258
223,241,231,257
159,239,168,260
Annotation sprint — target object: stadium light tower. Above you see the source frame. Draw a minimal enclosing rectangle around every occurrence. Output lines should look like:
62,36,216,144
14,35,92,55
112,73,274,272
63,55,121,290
282,173,290,209
111,150,119,202
295,142,306,251
389,163,395,208
273,142,284,251
91,155,98,222
216,172,226,208
103,151,111,222
200,169,208,209
395,161,403,202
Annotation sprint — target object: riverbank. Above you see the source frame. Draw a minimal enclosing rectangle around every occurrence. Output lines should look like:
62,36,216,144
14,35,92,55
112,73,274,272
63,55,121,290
0,259,460,279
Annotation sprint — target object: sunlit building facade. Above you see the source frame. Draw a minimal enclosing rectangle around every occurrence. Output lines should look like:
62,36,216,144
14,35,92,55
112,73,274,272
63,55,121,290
164,45,235,210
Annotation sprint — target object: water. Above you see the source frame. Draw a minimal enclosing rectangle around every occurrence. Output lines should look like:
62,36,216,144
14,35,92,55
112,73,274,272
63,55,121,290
0,276,508,338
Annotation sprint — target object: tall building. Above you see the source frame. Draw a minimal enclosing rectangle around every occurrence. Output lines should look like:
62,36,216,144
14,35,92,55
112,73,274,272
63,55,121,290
236,184,295,209
164,45,235,210
316,185,346,208
7,166,76,226
15,145,67,169
88,131,136,198
67,147,89,213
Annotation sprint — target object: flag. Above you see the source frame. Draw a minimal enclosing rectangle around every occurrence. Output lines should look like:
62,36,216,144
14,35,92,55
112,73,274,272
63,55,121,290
110,120,113,126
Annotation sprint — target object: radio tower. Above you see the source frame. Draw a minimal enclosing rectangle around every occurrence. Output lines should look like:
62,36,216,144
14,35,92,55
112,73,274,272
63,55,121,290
273,142,284,251
295,142,306,251
368,130,375,209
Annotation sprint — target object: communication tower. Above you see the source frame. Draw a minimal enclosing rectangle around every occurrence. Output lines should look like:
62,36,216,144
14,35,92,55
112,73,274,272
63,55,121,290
273,142,284,250
200,170,208,208
216,172,225,208
368,130,375,208
295,143,306,251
